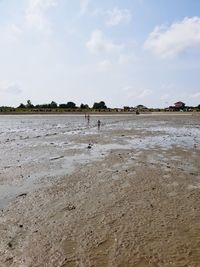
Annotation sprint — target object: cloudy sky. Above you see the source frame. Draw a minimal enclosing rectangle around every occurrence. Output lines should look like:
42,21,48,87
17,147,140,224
0,0,200,108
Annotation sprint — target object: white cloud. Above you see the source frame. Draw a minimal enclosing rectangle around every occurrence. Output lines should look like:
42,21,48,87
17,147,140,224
80,0,90,15
144,17,200,58
28,0,57,9
0,0,57,45
86,29,122,54
25,0,58,31
91,7,132,27
106,7,131,27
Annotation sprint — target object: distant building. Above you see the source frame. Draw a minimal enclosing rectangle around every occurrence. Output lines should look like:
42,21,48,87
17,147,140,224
123,106,130,111
174,101,185,109
123,106,135,112
123,105,148,112
115,108,124,112
168,101,186,111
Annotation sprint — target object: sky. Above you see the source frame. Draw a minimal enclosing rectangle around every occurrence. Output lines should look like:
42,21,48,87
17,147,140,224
0,0,200,108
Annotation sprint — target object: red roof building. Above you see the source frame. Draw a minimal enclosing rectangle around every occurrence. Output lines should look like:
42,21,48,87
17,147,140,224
174,101,185,108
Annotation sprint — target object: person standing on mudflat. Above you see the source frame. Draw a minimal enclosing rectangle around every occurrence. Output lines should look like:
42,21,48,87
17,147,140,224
97,119,101,130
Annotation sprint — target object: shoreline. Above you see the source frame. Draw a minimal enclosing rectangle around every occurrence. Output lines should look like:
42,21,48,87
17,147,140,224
0,111,199,116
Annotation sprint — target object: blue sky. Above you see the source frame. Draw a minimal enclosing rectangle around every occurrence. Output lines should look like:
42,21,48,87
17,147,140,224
0,0,200,108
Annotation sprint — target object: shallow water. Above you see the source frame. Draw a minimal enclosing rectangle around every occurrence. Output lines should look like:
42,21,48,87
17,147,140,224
0,114,134,208
0,114,199,208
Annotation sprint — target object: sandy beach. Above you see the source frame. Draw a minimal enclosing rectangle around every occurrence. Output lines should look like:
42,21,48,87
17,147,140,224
0,113,200,267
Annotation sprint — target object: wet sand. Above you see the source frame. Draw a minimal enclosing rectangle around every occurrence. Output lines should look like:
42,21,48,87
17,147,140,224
0,114,200,267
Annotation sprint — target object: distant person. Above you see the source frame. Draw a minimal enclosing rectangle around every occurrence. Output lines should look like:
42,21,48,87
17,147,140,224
87,114,90,124
97,119,101,130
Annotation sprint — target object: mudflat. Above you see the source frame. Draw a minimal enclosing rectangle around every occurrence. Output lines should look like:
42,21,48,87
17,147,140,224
0,113,200,267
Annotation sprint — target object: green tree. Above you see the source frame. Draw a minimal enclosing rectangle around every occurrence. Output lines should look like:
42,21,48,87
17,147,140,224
66,102,76,108
93,101,107,109
59,102,76,109
18,103,26,109
26,100,34,108
50,101,57,108
80,103,89,109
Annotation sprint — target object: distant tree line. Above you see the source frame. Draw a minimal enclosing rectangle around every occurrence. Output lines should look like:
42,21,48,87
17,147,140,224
16,100,108,110
0,100,200,113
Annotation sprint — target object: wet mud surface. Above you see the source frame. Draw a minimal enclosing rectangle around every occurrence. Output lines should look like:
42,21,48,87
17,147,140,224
0,114,200,266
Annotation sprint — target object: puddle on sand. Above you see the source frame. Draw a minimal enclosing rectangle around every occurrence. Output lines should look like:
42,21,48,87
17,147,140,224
0,141,135,209
0,147,107,209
